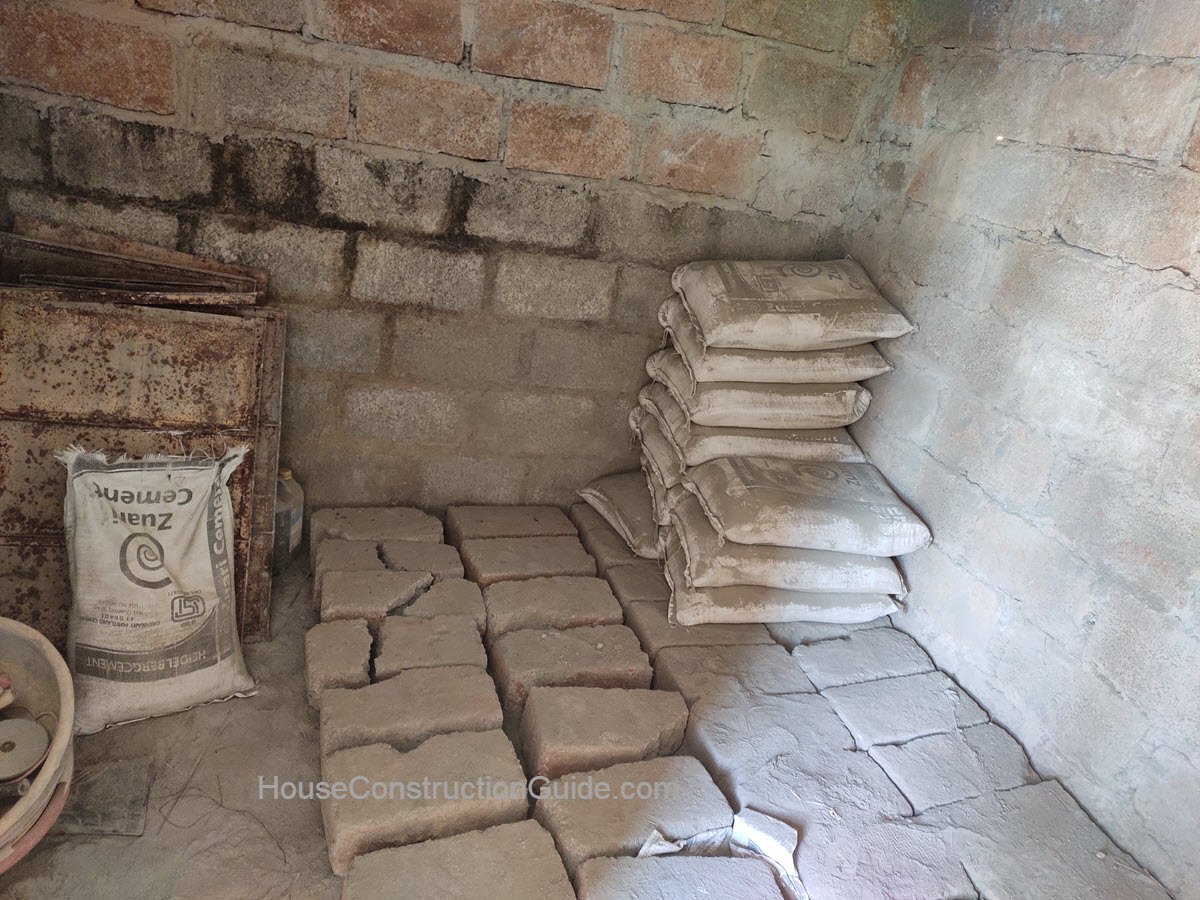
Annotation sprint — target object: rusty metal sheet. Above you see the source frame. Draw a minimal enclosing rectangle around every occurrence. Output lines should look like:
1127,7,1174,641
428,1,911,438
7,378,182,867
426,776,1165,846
0,539,70,648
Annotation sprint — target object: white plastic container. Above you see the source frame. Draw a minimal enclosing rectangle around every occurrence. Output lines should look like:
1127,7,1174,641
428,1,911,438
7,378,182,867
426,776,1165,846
273,467,305,574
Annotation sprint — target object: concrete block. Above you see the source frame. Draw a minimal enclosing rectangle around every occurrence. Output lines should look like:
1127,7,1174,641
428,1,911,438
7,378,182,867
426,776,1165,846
352,238,484,311
391,311,529,387
465,177,591,249
314,144,454,233
305,619,371,708
284,308,382,375
569,504,639,575
824,671,988,749
529,328,659,394
490,624,653,717
506,101,635,180
402,579,486,632
216,135,315,219
344,820,574,900
313,539,384,597
792,627,933,690
519,686,687,778
654,644,814,706
0,96,44,182
613,263,673,332
416,456,529,508
764,619,887,651
446,505,575,545
380,540,463,581
2,187,179,249
322,731,528,875
606,563,670,608
623,601,774,661
576,856,783,900
533,755,733,876
1010,0,1138,53
473,391,626,457
375,615,487,678
745,48,868,140
493,252,616,322
460,536,596,586
639,121,761,200
473,0,613,89
593,191,713,267
312,508,443,564
484,576,623,644
319,570,433,629
343,385,471,444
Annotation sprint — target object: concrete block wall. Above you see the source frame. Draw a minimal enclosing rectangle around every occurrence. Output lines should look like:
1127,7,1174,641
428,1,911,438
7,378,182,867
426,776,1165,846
0,0,901,508
844,3,1200,897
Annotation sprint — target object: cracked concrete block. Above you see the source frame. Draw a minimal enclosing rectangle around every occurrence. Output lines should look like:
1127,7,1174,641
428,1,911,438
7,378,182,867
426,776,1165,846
792,626,933,690
305,619,371,708
484,576,623,644
344,820,575,900
320,665,503,758
322,731,528,876
606,563,670,608
460,536,597,586
654,643,815,706
576,856,784,900
374,615,487,678
380,539,464,581
869,723,1039,813
533,755,734,876
520,686,687,779
313,539,384,600
623,601,773,660
569,503,641,574
319,570,433,629
764,619,887,650
824,671,988,749
446,505,576,545
490,625,653,717
402,579,486,632
310,506,443,569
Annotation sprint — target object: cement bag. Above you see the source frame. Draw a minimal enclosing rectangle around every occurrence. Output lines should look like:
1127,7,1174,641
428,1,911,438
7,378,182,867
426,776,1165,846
59,448,255,734
660,294,894,383
672,258,913,351
663,532,901,626
578,472,658,560
629,406,684,490
646,348,870,429
685,457,932,555
670,491,906,595
640,454,677,528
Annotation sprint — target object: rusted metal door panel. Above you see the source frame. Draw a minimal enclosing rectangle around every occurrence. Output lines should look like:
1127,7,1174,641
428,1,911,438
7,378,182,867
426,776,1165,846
0,540,70,645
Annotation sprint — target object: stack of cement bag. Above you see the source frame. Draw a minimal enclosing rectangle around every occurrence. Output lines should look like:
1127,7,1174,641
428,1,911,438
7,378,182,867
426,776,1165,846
582,258,932,626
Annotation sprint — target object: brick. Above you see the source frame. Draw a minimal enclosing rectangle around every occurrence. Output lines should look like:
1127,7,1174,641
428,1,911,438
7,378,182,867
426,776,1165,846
654,643,814,705
2,188,178,249
344,821,574,900
490,624,652,716
1138,0,1200,57
402,579,486,632
892,56,933,129
50,109,211,203
847,0,900,64
484,576,623,643
568,504,639,575
305,619,372,707
391,312,529,386
746,49,867,140
0,96,43,182
352,239,484,310
506,102,634,180
593,191,713,265
904,0,1010,49
192,218,346,303
493,253,616,321
343,386,471,444
530,328,657,394
605,563,669,608
320,570,433,628
473,0,612,89
623,601,773,661
446,506,575,545
620,26,741,108
577,857,783,900
1009,0,1137,53
764,619,884,650
417,455,530,507
320,665,502,757
591,0,716,24
533,755,732,875
138,0,304,30
322,732,527,875
465,178,592,250
375,614,487,677
460,536,596,586
193,44,349,137
824,671,988,749
791,627,932,690
284,308,381,374
0,2,174,113
520,686,687,778
316,0,461,61
638,122,759,200
358,68,501,160
724,0,853,51
380,540,463,580
314,145,455,233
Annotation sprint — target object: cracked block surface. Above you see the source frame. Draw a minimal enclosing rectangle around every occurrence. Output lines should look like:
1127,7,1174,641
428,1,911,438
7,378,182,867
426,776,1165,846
380,539,464,580
319,570,432,629
606,563,670,608
569,503,641,574
520,686,687,779
764,619,887,650
460,536,597,586
321,731,528,876
484,576,623,644
320,665,503,758
313,539,385,597
374,614,487,678
623,601,773,660
576,855,784,900
310,506,443,569
446,505,576,545
654,643,815,706
402,578,486,632
533,755,734,876
824,671,988,749
792,626,933,690
305,618,371,708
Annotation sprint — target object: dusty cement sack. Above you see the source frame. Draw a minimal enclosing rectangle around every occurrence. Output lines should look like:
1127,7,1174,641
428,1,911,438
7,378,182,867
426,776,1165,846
630,405,685,490
672,258,913,351
579,472,659,560
641,457,675,528
647,348,870,430
60,448,255,734
670,491,906,595
659,294,894,384
685,457,932,556
663,531,901,626
638,382,866,467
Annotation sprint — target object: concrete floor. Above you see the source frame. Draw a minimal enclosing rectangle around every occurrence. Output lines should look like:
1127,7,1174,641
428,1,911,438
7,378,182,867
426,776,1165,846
0,561,338,900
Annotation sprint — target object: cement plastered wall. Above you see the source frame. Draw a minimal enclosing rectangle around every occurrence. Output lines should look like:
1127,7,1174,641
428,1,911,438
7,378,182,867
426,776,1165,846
845,3,1200,896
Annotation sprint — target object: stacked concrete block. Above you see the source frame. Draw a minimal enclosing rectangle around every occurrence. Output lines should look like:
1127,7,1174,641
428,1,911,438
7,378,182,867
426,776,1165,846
622,600,774,661
380,539,464,581
305,618,371,708
310,506,443,572
319,570,431,630
575,856,785,900
483,576,623,645
569,503,642,575
401,578,486,632
374,614,487,678
653,643,815,706
445,505,576,546
460,536,596,586
312,539,384,603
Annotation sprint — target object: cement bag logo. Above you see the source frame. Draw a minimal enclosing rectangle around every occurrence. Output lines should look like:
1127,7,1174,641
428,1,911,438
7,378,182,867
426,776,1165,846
119,532,172,589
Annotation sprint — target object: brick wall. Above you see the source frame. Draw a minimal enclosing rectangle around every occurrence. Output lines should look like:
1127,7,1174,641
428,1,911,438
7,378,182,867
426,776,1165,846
844,3,1200,897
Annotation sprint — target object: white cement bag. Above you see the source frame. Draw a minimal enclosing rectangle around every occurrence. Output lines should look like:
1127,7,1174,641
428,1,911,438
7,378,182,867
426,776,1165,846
642,459,673,528
647,348,870,429
629,405,685,490
578,472,659,560
672,258,913,351
638,382,866,466
60,448,255,734
685,457,932,555
663,531,901,626
670,491,906,595
660,294,893,383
